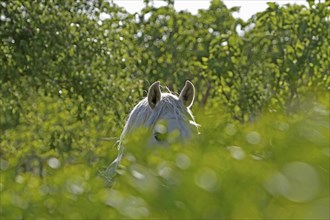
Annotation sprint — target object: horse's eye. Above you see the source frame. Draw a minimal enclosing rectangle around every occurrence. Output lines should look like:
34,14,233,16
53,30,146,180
154,132,167,142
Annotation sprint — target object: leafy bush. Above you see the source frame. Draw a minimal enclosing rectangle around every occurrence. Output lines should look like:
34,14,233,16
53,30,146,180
1,95,328,219
0,0,329,219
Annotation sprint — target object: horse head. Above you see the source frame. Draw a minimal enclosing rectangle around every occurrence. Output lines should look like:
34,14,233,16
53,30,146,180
121,80,199,145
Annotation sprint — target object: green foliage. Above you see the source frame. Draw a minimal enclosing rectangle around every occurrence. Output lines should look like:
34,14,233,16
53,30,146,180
114,100,329,219
0,0,329,219
207,1,329,120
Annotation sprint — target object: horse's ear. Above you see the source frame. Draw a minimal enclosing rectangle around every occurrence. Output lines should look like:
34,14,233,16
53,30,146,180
179,80,195,108
147,81,161,109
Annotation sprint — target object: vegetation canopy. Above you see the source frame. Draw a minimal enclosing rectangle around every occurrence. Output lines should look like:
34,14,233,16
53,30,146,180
0,0,329,219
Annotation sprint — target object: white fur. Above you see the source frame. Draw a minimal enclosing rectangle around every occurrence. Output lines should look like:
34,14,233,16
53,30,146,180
105,85,199,184
120,92,198,143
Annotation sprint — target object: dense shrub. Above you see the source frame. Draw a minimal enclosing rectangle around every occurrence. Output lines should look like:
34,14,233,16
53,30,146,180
0,0,329,219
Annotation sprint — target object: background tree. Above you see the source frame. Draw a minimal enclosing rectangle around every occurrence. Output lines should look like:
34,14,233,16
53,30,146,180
0,0,329,219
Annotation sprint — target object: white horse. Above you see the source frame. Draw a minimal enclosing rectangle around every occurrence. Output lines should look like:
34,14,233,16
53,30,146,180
121,80,199,144
104,81,199,184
